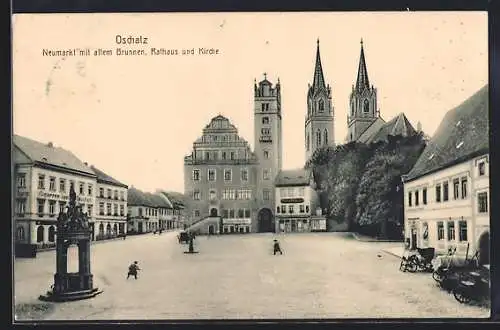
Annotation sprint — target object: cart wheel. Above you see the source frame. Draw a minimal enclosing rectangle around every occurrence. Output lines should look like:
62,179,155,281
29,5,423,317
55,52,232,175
432,271,442,282
399,258,407,272
454,290,471,304
406,260,418,273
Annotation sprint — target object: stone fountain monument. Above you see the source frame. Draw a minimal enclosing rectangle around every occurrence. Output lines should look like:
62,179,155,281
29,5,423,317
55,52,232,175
39,186,103,302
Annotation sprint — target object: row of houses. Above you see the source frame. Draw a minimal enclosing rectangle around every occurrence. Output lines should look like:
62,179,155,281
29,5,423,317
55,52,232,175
12,134,186,255
403,85,490,265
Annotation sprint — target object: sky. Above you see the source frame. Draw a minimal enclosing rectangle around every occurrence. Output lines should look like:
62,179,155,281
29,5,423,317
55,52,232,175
12,12,488,194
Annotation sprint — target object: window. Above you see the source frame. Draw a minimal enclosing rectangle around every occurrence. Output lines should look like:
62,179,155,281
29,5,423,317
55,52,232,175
447,221,455,241
261,103,269,111
37,226,44,242
288,205,294,214
38,174,45,189
423,188,427,205
70,181,75,191
138,208,143,216
88,184,93,196
263,190,270,200
363,99,370,113
300,205,305,213
478,192,488,213
17,173,26,187
435,184,441,202
323,129,328,145
461,177,468,199
230,152,235,160
59,179,66,192
221,151,227,160
408,192,412,207
192,169,200,181
443,181,449,201
478,162,486,176
48,226,56,242
37,199,45,216
208,169,216,181
205,152,210,160
415,190,419,206
261,128,270,135
241,169,248,181
106,203,112,215
49,177,56,191
229,209,235,218
262,117,269,124
79,182,84,195
422,222,429,240
318,99,324,112
437,221,444,240
16,226,25,241
49,200,56,215
281,205,286,213
224,169,232,181
453,179,459,199
210,190,217,200
114,203,118,216
298,187,305,196
99,188,104,197
193,190,201,200
244,209,250,218
459,221,468,241
121,191,125,201
88,204,93,217
316,130,321,147
114,190,118,199
306,205,310,213
263,150,269,159
107,189,112,198
238,209,244,218
17,199,26,215
306,133,310,151
263,169,270,180
194,210,200,217
59,202,65,214
277,206,280,213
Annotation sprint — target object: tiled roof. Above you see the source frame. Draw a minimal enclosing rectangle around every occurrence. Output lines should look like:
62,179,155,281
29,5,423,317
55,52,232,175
356,117,386,143
275,168,311,187
90,165,128,188
13,135,95,176
405,85,489,182
366,112,417,144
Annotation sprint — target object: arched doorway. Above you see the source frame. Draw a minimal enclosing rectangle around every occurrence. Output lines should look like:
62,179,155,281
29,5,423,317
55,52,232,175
210,208,218,217
258,208,274,233
478,231,489,265
113,223,118,236
48,226,56,242
99,223,104,236
208,225,215,234
16,227,25,241
106,223,112,237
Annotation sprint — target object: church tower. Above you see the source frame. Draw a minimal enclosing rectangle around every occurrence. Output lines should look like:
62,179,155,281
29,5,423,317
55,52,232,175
305,39,334,162
347,39,378,142
254,74,282,207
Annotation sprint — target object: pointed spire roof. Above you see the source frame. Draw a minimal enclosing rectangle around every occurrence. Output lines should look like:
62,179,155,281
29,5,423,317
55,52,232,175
356,38,370,92
312,38,326,91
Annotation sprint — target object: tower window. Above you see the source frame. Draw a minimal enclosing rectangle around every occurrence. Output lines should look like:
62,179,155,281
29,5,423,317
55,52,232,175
316,130,321,147
318,100,324,112
351,102,354,116
363,99,369,113
262,117,269,124
323,129,328,145
306,133,310,151
263,150,270,159
261,103,270,111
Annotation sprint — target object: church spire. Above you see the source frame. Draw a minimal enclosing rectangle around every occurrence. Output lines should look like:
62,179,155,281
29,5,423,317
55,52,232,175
356,38,370,92
312,38,326,90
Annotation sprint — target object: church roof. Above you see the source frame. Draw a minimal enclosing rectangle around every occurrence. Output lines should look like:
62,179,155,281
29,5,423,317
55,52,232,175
275,168,311,187
366,113,417,144
356,117,386,143
90,165,128,188
405,85,489,182
13,135,95,176
355,39,371,92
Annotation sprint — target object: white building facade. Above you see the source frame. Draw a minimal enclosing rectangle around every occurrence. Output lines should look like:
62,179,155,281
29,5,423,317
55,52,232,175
403,85,489,264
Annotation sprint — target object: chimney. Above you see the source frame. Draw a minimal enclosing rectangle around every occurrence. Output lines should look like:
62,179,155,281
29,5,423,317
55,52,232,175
47,142,53,148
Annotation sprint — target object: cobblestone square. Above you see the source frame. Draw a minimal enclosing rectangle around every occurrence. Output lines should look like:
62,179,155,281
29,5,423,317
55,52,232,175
14,231,489,320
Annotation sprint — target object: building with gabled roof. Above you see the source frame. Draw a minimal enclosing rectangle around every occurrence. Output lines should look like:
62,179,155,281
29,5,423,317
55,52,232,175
13,135,98,256
90,165,128,240
402,85,489,264
127,187,173,233
274,168,326,232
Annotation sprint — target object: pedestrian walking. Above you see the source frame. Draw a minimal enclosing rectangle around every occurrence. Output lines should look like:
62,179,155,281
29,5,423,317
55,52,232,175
273,239,283,255
127,261,141,280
